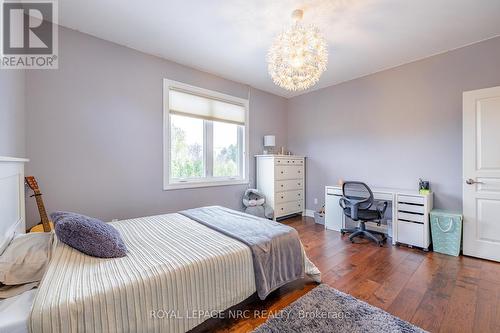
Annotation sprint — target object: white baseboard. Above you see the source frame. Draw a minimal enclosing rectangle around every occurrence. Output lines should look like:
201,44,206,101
304,209,315,218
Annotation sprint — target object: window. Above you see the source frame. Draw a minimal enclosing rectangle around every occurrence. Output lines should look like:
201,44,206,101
163,79,248,189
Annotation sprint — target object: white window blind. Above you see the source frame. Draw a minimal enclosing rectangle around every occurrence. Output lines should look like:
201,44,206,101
169,88,246,125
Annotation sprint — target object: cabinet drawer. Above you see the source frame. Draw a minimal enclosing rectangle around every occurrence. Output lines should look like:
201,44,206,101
398,203,424,214
275,200,303,216
398,195,424,205
326,187,342,196
398,211,424,223
397,220,424,247
275,158,304,166
276,165,303,180
276,179,303,191
276,190,303,203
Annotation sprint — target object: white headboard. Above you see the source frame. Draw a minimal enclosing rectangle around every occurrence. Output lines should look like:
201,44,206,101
0,156,29,253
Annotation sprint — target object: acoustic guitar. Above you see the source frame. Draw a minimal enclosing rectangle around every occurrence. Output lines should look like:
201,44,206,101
25,176,54,232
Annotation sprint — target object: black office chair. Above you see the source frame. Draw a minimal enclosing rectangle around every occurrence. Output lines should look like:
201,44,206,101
339,182,388,246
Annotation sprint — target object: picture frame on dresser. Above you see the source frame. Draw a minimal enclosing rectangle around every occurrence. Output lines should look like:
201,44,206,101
255,155,305,220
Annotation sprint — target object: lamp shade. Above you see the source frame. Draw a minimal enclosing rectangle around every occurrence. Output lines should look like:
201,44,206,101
263,135,276,147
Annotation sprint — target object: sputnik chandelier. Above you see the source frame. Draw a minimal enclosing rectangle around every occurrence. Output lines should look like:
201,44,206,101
267,9,328,91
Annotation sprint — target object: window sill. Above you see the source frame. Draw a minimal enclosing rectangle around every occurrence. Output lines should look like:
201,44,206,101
163,179,249,191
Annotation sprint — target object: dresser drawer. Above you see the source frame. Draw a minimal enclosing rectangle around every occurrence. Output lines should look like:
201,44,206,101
275,200,303,216
276,190,303,203
398,211,424,223
398,203,425,214
276,165,303,180
398,195,424,205
397,220,425,247
275,158,304,166
276,179,303,191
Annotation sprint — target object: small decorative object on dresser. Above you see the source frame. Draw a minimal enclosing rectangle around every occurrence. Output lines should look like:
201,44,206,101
418,178,430,195
263,135,275,154
256,155,305,220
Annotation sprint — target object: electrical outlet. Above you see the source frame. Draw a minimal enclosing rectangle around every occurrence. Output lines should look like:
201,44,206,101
314,198,318,205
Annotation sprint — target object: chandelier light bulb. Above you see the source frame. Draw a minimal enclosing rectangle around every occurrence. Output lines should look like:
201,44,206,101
267,9,328,91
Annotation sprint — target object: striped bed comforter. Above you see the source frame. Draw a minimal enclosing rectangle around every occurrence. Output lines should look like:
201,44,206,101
30,213,257,333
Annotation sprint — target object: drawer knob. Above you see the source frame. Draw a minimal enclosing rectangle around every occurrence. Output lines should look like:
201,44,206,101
298,193,301,196
281,208,284,211
281,196,284,199
281,171,284,174
281,185,284,187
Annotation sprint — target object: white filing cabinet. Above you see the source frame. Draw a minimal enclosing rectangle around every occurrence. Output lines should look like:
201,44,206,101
395,193,433,250
256,155,305,220
325,185,433,250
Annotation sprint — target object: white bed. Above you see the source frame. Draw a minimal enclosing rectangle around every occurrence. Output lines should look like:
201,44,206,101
0,156,30,333
31,213,257,333
0,157,319,333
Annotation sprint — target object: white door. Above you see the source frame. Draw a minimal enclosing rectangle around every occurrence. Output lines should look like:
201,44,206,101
463,86,500,262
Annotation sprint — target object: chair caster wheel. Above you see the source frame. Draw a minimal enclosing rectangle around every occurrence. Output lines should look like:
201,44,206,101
341,231,345,235
378,243,384,247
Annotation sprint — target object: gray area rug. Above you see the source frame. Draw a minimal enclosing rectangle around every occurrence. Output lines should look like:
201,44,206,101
253,284,426,333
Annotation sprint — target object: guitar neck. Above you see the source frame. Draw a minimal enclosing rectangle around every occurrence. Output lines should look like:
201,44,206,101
34,193,51,231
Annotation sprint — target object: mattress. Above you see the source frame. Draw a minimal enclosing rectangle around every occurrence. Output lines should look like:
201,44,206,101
30,213,256,333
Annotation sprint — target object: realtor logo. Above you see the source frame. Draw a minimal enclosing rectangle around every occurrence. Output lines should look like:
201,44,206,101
1,0,58,69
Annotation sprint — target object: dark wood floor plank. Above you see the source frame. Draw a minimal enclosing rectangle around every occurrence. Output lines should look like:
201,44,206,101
437,256,485,332
473,278,500,332
387,253,448,323
368,265,415,310
368,251,427,310
347,278,380,301
411,254,461,332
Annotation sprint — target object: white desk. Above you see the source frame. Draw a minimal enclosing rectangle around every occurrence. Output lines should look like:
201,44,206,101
325,185,433,250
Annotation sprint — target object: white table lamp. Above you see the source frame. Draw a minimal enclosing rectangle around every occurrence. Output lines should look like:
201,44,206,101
263,135,275,154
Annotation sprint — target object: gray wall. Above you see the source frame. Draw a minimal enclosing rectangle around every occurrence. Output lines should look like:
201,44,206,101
287,36,500,212
0,71,25,157
25,27,287,226
24,27,500,224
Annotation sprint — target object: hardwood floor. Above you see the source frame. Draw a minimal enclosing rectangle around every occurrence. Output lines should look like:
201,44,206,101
211,216,500,333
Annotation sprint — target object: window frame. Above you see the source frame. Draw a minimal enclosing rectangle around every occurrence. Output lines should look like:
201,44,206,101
163,79,249,190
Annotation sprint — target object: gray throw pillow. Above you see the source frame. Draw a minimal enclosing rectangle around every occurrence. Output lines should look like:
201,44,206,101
50,212,127,258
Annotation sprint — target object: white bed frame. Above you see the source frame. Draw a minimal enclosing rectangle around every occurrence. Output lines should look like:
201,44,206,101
0,156,29,253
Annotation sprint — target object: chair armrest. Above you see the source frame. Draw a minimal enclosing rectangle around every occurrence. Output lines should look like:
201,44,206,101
340,198,362,220
339,198,347,209
376,201,388,217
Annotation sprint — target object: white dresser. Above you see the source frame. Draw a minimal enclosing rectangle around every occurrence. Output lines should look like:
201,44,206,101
256,155,305,220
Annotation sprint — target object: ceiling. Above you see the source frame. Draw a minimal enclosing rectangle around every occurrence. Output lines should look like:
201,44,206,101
58,0,500,98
